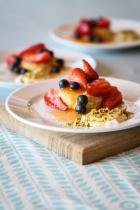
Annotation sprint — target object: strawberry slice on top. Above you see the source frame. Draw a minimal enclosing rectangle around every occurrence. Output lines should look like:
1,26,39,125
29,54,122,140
18,43,45,57
75,18,92,36
18,43,52,63
96,17,110,28
44,88,68,111
68,68,87,89
6,43,52,66
21,51,52,63
87,78,111,97
83,59,99,81
102,86,122,109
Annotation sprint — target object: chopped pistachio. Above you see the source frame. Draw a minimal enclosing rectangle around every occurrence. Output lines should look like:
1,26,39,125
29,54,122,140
67,104,132,127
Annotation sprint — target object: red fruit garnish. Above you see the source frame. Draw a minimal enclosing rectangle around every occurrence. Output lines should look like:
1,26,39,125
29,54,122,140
76,18,92,35
6,54,16,65
22,52,52,63
83,59,99,80
68,68,87,89
44,88,68,111
19,43,45,57
102,86,122,109
96,17,110,28
87,79,111,97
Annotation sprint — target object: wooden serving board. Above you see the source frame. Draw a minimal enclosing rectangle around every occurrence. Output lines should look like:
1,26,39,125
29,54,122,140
0,105,140,165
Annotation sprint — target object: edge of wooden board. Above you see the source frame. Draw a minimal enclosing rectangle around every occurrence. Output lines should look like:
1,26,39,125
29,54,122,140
0,105,140,165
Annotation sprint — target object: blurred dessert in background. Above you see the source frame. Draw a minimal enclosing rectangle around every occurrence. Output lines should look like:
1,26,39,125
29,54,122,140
6,43,69,83
71,17,140,44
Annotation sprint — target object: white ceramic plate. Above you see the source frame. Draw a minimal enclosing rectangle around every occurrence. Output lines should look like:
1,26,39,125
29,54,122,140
6,77,140,133
0,48,96,88
50,19,140,50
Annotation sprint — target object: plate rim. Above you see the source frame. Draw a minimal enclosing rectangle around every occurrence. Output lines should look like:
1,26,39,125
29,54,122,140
50,18,140,50
5,77,140,134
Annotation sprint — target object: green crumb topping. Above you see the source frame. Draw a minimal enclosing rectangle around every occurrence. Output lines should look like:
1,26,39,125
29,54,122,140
67,104,132,127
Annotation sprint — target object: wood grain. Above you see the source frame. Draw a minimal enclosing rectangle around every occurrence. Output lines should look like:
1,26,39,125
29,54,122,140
0,105,140,164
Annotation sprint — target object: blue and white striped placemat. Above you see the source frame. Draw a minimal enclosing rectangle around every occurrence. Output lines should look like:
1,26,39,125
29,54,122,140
0,124,140,210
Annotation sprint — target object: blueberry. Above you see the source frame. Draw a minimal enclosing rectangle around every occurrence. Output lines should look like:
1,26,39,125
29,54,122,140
51,65,60,73
59,79,69,88
10,56,21,71
94,35,102,43
70,82,80,90
18,67,29,74
56,58,64,67
90,19,97,27
73,31,81,38
77,95,88,105
75,104,86,114
87,34,95,42
13,57,21,66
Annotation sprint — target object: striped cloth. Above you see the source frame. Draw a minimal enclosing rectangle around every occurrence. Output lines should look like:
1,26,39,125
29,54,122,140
0,124,140,210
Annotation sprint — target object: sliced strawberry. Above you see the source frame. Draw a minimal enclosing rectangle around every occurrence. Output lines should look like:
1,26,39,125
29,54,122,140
44,88,68,111
76,18,92,35
83,59,99,81
96,17,110,28
22,52,51,63
6,54,16,65
19,43,45,57
87,79,111,97
68,68,87,89
102,86,122,109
